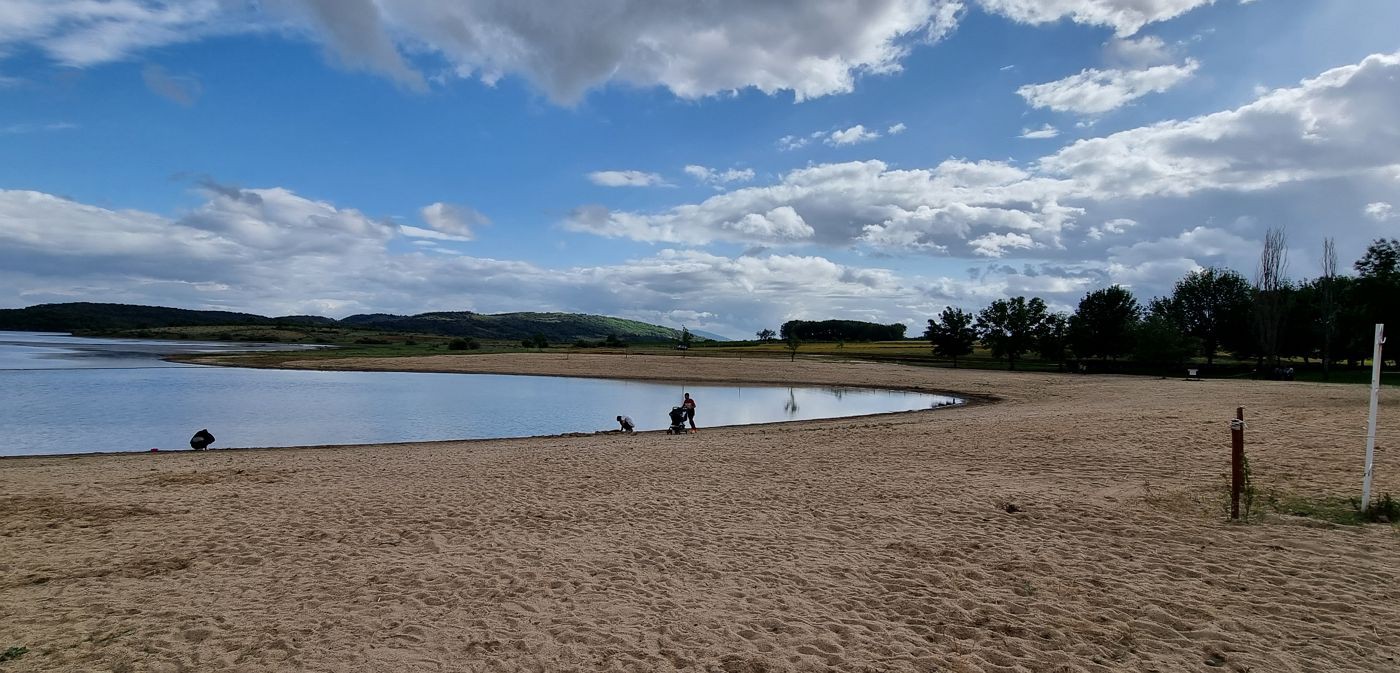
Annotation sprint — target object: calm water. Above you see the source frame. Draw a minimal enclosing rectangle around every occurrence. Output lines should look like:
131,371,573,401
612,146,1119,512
0,332,960,456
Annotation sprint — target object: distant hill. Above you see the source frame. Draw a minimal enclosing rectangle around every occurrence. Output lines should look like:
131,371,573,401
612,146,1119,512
0,302,283,332
0,302,696,342
689,328,730,342
338,310,686,342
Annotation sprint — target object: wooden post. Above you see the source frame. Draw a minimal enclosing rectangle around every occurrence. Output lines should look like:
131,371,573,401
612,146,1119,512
1231,406,1245,520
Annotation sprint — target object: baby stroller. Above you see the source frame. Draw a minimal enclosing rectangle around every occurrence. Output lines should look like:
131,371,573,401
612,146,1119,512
667,407,688,435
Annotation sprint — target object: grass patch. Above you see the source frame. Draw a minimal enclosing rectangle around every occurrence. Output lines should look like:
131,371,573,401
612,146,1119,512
1263,492,1400,526
1,647,28,662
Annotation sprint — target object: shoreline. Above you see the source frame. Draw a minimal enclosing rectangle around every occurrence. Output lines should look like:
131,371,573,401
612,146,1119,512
174,350,999,402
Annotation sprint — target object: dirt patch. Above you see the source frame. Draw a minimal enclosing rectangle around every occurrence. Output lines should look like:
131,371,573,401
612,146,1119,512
137,467,289,487
0,496,160,534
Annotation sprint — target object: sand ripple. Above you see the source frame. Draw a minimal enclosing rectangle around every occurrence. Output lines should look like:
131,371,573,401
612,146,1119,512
2,355,1397,672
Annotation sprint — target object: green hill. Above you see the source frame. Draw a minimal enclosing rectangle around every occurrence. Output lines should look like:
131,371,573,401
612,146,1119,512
0,302,692,343
339,310,686,341
0,302,282,332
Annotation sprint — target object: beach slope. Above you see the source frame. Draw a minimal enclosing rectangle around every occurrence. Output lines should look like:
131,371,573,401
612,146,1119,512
2,354,1397,672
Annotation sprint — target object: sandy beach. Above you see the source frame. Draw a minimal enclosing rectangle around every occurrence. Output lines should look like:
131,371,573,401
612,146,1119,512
2,353,1397,673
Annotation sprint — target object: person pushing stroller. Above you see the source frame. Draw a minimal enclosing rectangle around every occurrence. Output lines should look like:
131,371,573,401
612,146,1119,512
681,393,697,433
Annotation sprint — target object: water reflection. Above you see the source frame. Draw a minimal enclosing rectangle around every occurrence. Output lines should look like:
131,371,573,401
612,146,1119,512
0,331,323,370
784,387,799,416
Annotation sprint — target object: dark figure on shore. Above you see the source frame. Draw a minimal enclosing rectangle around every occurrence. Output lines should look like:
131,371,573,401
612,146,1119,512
616,415,635,434
190,429,215,451
681,393,697,432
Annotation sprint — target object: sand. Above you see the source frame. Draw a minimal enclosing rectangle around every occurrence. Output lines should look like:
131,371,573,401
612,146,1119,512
2,353,1398,673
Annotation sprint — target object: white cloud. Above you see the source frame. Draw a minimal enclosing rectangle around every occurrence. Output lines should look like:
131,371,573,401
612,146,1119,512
1364,202,1394,221
827,124,883,146
359,0,970,102
684,165,756,186
420,202,489,238
1017,59,1199,114
776,134,812,151
1104,35,1172,68
1,1,1233,103
724,168,757,183
587,170,668,188
0,186,947,337
0,0,237,67
977,0,1217,37
568,50,1400,277
683,165,712,181
1,1,972,103
1106,226,1256,272
1019,124,1060,139
567,196,819,244
566,158,1075,255
783,124,896,150
1039,51,1400,197
0,184,395,298
969,232,1037,257
398,224,472,242
1086,217,1136,240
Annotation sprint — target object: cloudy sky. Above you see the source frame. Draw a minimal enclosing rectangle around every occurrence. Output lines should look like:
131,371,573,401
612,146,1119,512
2,0,1398,338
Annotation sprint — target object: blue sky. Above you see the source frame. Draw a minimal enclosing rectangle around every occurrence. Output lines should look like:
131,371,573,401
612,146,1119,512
2,0,1399,337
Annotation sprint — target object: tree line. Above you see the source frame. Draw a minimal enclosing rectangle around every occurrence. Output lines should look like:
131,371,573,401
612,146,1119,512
923,236,1398,376
779,319,908,342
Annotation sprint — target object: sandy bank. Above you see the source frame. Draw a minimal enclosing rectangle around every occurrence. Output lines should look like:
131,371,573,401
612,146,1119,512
2,354,1397,672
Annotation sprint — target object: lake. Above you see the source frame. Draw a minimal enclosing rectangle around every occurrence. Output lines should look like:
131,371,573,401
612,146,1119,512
0,331,961,456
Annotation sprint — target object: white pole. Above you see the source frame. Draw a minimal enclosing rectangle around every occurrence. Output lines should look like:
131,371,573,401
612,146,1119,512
1361,324,1385,511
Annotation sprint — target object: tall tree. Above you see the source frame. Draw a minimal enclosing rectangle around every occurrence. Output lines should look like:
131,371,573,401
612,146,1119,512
976,296,1048,371
1354,238,1400,369
1068,285,1142,360
784,333,801,361
1036,312,1070,370
781,319,907,341
924,307,977,368
1132,314,1197,376
1279,282,1315,363
1320,238,1339,380
1166,267,1253,365
1253,226,1290,367
755,328,776,342
1354,238,1400,278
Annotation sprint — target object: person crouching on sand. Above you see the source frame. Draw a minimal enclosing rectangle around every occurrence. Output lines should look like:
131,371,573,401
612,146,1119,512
681,393,697,432
190,428,215,450
616,415,635,434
